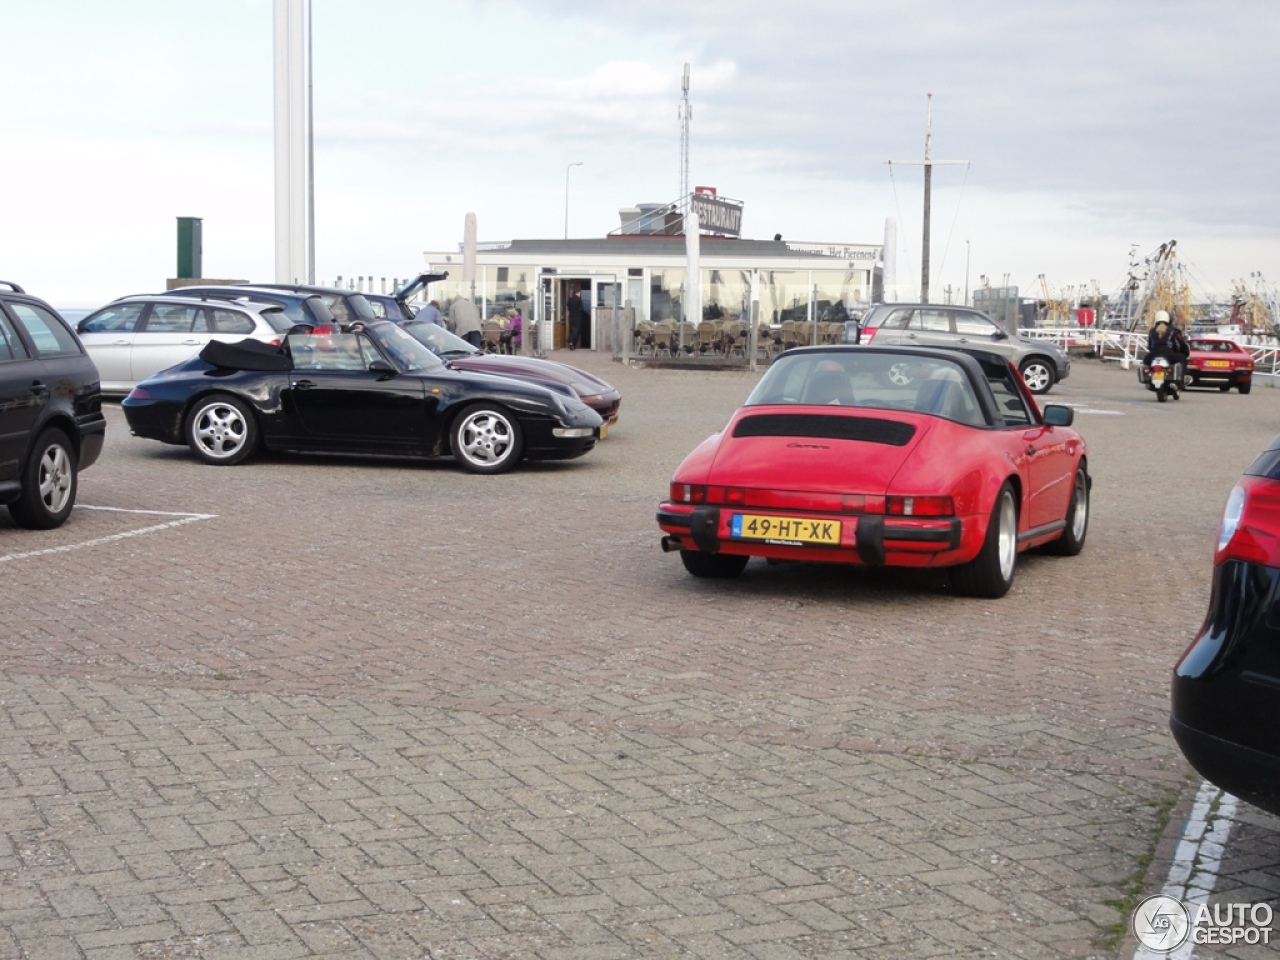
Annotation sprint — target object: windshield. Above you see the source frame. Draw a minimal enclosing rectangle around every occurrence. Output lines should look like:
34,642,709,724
367,323,448,371
746,350,985,426
402,321,481,357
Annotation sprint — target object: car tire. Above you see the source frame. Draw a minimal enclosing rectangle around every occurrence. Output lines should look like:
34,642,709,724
1042,465,1089,557
1019,358,1055,395
8,428,77,529
451,403,523,474
1219,384,1231,392
680,550,749,579
950,482,1018,598
1239,382,1252,395
185,394,259,465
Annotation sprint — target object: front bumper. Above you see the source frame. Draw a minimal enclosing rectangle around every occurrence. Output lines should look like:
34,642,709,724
657,503,964,567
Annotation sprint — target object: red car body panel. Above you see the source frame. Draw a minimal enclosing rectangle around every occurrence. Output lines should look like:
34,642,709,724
657,346,1086,578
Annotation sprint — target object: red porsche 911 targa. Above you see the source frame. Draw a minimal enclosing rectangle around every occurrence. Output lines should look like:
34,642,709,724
656,345,1090,597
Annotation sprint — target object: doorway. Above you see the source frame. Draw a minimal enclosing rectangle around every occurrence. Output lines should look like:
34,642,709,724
557,279,591,351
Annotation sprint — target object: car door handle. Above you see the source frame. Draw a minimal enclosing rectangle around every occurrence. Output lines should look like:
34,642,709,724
29,380,49,397
181,338,201,345
293,379,317,390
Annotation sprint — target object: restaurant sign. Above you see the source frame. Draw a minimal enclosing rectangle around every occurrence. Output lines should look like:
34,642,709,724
690,193,743,238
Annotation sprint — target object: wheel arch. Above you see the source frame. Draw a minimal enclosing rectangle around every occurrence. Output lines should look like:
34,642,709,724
29,412,82,460
181,389,268,455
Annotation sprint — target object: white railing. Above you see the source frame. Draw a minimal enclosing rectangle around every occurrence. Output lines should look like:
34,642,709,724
1024,327,1280,380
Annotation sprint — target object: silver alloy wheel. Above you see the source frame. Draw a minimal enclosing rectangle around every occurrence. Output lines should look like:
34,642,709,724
191,399,250,461
36,442,74,516
1020,361,1053,393
886,362,914,386
996,489,1017,582
456,408,517,468
1069,470,1088,541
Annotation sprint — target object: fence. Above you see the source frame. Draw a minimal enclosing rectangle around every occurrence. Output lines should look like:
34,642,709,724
1023,327,1280,381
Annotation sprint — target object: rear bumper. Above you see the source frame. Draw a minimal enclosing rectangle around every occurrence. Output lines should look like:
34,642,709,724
1169,716,1280,817
1186,366,1251,387
657,503,965,567
76,413,107,471
1171,558,1280,815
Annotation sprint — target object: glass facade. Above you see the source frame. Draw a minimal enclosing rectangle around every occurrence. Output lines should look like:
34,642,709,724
418,244,881,357
648,268,685,323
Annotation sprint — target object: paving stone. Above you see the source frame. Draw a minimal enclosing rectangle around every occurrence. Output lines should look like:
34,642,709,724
1,356,1278,958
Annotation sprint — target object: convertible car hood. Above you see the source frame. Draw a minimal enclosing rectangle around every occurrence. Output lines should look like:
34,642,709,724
705,409,930,492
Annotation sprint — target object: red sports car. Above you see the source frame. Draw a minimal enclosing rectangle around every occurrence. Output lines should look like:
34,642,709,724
1184,336,1254,393
656,345,1090,597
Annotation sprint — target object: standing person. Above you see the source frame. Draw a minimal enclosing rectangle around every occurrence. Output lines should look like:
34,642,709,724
415,299,443,326
448,294,483,348
566,286,586,351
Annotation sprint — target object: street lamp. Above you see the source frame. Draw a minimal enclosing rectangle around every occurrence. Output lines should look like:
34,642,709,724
564,161,583,239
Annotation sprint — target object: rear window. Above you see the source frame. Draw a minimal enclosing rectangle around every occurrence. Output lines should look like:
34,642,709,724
10,303,82,358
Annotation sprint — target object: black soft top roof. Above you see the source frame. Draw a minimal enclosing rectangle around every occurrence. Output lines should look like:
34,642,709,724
199,338,291,371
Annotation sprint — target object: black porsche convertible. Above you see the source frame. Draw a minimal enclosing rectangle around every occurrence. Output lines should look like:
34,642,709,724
121,321,602,474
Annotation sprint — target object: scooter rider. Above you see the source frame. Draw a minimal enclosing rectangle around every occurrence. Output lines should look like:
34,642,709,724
1146,310,1190,384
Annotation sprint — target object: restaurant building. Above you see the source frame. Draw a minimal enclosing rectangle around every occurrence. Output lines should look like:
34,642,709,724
418,194,883,354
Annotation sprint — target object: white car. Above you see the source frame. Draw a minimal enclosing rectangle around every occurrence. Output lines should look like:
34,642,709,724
76,295,293,394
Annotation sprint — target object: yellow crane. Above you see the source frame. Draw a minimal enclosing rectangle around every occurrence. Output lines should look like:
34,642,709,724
1036,274,1072,326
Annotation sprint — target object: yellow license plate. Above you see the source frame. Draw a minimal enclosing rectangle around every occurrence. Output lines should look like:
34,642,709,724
1205,360,1230,368
730,514,841,545
599,422,608,439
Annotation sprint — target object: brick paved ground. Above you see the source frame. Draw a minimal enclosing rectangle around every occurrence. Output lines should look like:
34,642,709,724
1,350,1277,959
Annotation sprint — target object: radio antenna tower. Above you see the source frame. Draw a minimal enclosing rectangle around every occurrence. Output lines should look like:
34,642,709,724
678,63,691,208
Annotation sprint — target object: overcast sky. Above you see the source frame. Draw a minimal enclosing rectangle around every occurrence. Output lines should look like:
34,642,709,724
5,0,1279,308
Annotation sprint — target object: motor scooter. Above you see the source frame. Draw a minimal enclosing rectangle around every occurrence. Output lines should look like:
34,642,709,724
1140,354,1181,403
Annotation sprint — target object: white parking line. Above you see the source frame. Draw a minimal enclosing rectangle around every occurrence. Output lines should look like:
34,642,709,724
0,504,218,564
1132,781,1238,959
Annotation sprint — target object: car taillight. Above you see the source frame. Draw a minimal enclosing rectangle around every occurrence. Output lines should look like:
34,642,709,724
886,495,954,517
125,386,151,401
669,483,750,505
1216,476,1280,567
861,326,879,343
670,482,706,504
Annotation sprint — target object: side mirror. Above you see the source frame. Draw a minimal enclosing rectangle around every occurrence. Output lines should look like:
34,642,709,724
369,359,395,374
990,328,1008,340
1042,404,1074,427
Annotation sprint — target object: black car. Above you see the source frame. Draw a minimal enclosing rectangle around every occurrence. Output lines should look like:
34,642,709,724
121,320,601,475
1171,434,1280,816
362,273,450,323
0,281,106,528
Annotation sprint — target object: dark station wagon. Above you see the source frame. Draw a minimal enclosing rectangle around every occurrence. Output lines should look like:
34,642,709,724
0,282,106,528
